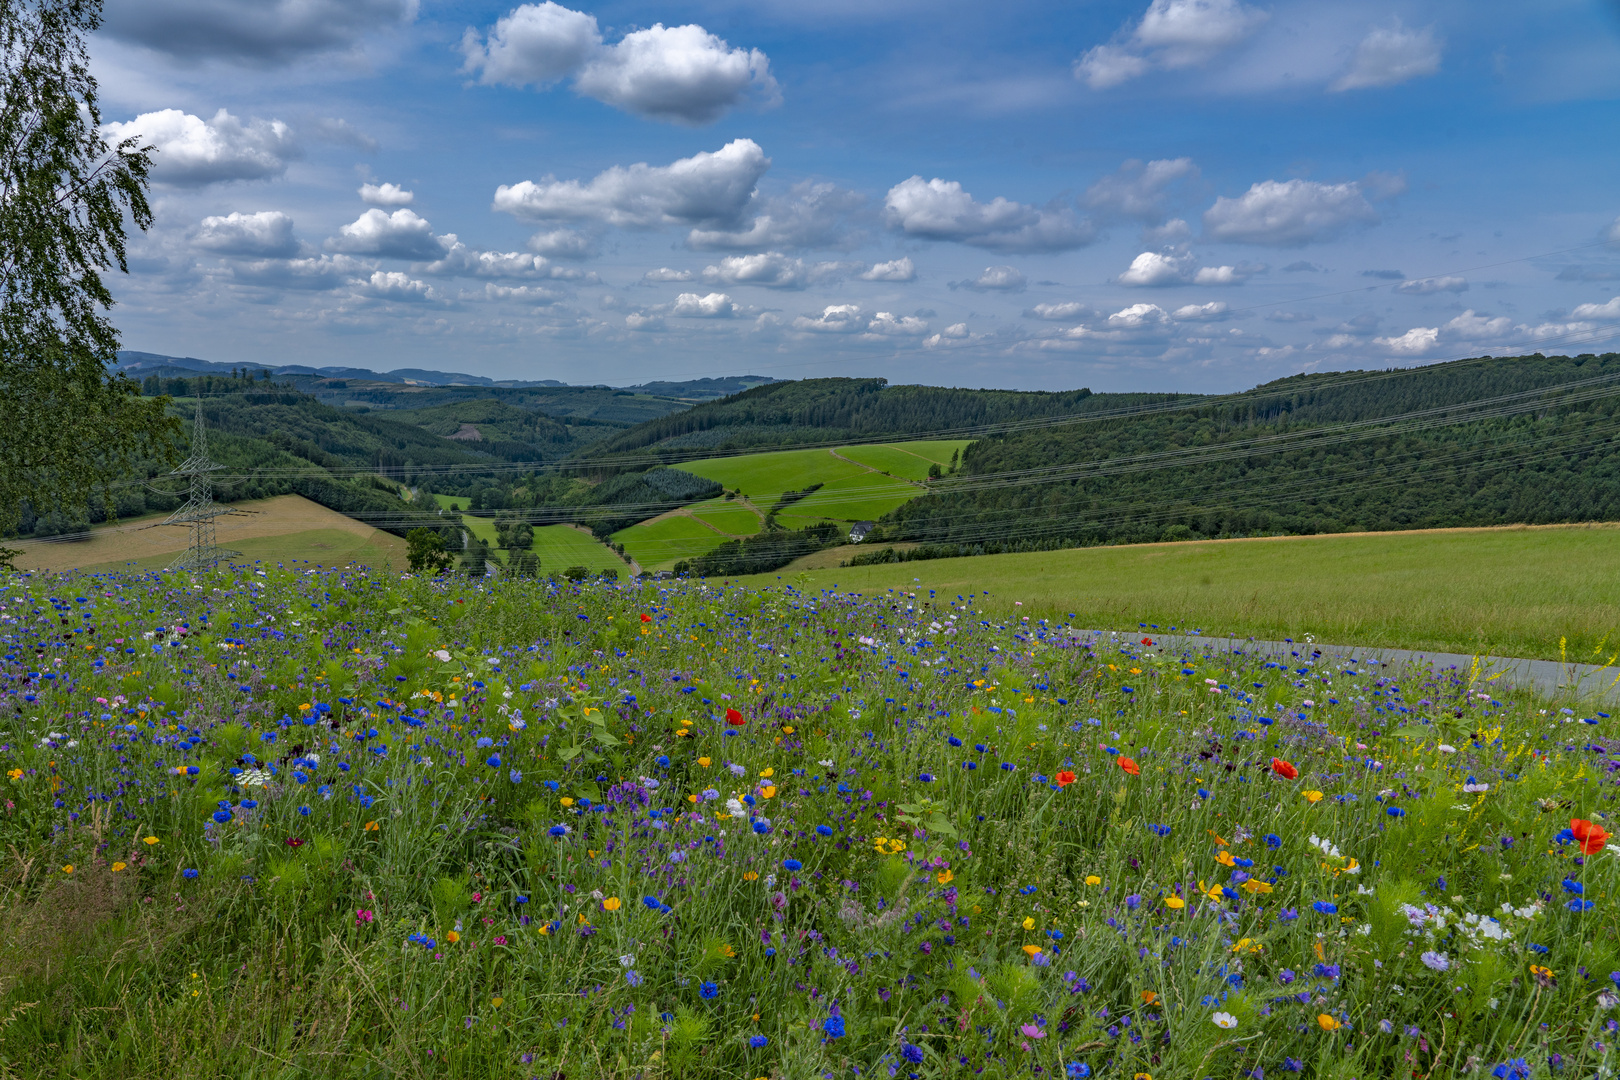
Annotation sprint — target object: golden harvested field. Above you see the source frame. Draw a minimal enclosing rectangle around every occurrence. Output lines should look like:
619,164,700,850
12,495,408,574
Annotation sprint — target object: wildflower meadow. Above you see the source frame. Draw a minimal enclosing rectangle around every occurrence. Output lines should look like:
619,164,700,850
0,565,1615,1080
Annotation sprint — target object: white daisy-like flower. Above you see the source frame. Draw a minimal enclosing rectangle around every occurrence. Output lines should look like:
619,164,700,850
1212,1012,1238,1029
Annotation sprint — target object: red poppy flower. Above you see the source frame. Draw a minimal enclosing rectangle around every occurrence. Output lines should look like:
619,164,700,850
1055,770,1077,787
725,707,745,726
640,613,652,622
1119,757,1140,776
1141,637,1154,646
1271,758,1298,780
1572,817,1611,855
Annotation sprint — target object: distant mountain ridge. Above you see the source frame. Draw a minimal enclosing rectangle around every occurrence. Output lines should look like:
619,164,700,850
111,351,777,399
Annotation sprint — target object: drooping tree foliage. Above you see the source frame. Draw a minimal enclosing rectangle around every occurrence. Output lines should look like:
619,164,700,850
0,0,178,539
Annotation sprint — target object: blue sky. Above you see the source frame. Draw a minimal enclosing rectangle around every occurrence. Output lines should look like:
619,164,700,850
92,0,1620,391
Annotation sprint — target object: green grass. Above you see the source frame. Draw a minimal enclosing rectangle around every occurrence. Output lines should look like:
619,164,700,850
613,513,734,570
687,498,762,537
834,439,970,481
3,565,1614,1078
430,492,469,511
673,439,972,520
527,524,628,575
746,523,1620,661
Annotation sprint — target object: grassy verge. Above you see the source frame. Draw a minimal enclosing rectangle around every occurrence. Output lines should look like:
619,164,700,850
743,523,1620,662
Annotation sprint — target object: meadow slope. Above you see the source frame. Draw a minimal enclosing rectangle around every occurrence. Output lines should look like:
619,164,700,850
0,566,1614,1079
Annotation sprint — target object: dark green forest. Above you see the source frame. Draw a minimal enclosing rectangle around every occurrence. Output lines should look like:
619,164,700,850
861,352,1620,562
573,377,1190,465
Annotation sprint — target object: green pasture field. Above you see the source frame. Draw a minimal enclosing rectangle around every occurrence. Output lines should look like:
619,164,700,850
745,523,1620,662
430,492,469,511
834,440,967,481
774,472,924,525
673,439,972,516
686,498,762,537
613,513,734,570
527,524,629,575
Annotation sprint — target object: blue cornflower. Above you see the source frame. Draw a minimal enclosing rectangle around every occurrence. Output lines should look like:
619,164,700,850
656,755,670,768
823,1016,845,1039
240,799,258,810
753,819,772,834
212,810,233,824
1264,834,1281,848
298,806,310,816
918,772,935,782
625,970,643,987
549,824,569,837
1067,1064,1092,1079
699,981,719,999
1568,899,1595,912
1562,879,1584,895
1386,806,1406,818
783,859,803,872
1312,901,1338,915
902,1042,926,1064
485,754,501,768
182,868,200,879
1492,1059,1530,1080
816,825,833,836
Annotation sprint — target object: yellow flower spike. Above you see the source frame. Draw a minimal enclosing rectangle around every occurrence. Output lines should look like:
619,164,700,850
1164,896,1185,910
603,897,621,912
1084,875,1101,886
1022,916,1036,930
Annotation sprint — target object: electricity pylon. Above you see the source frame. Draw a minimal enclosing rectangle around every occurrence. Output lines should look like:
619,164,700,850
162,400,238,571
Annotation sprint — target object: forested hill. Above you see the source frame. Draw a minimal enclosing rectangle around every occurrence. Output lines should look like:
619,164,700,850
867,352,1620,558
572,378,1196,465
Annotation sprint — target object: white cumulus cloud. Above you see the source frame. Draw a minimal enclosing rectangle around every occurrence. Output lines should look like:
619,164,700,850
193,211,298,258
1331,20,1442,92
700,252,845,289
493,139,768,229
625,312,665,331
423,239,589,280
884,177,1094,253
669,292,736,318
359,182,414,207
231,254,368,291
1442,310,1514,341
1024,301,1095,321
860,257,916,282
1118,250,1194,286
1076,0,1268,89
866,311,930,336
793,304,865,334
641,267,695,283
103,109,298,186
1106,303,1171,330
357,270,434,302
1374,326,1441,355
1172,301,1229,320
952,265,1028,292
1572,296,1620,319
1203,178,1391,245
327,208,445,260
462,3,778,125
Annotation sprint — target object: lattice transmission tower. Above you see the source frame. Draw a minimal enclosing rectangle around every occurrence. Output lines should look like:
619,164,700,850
161,400,239,571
